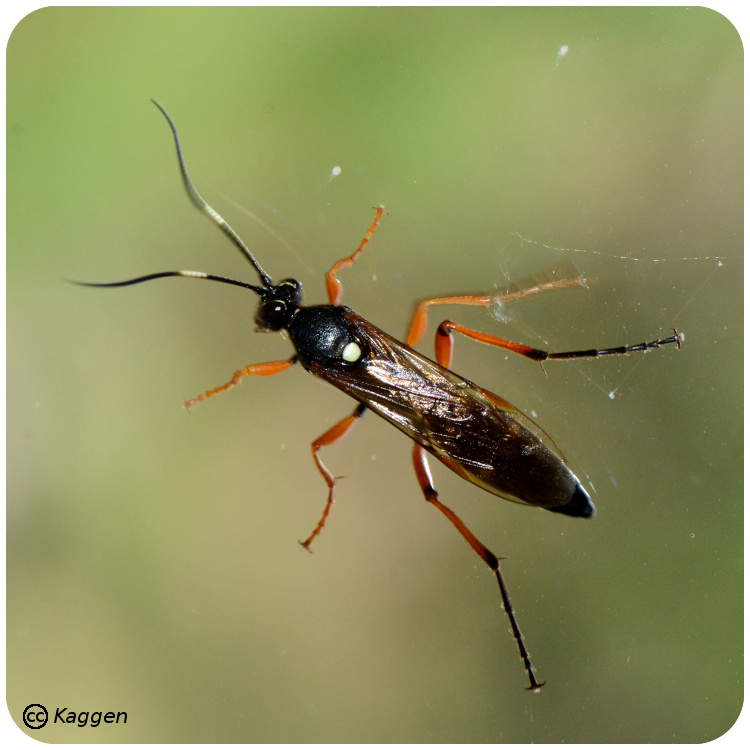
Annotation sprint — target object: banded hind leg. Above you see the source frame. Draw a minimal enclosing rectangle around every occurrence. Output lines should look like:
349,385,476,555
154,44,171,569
408,282,549,690
405,275,681,370
411,443,544,691
405,273,681,690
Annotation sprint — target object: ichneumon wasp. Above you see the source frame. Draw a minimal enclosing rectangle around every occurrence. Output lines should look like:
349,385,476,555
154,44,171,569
78,101,683,690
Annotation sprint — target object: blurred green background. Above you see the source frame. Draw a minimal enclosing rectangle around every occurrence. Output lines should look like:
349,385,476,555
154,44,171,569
7,6,742,743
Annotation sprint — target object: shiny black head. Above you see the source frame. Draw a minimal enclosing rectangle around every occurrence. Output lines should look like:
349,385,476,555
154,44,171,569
255,279,304,331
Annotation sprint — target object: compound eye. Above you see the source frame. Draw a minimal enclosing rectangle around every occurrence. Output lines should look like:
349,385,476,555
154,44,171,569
255,300,288,330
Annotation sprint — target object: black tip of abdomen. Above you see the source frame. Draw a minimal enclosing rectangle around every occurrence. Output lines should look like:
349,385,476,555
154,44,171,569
549,482,596,518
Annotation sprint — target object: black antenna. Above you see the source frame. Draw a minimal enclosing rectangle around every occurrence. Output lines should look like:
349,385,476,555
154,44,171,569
71,270,265,294
150,99,273,289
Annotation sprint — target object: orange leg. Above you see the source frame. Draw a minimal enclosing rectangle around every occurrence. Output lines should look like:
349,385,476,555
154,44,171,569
325,206,387,304
405,277,681,371
406,277,586,349
300,403,368,551
184,358,296,411
412,443,543,692
436,322,682,371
